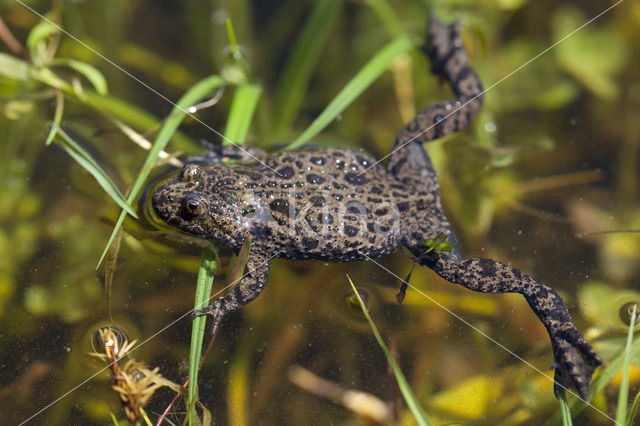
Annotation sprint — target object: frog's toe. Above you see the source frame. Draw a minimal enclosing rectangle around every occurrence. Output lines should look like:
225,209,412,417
191,300,227,336
191,309,205,320
191,303,216,320
552,333,603,401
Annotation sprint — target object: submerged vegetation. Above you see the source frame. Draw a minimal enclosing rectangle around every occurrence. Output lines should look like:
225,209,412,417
0,0,639,424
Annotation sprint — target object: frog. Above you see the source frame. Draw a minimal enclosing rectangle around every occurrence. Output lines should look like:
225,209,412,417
151,16,602,401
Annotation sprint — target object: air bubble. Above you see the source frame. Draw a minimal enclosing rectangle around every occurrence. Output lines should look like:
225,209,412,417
347,288,370,315
91,326,129,353
619,302,640,326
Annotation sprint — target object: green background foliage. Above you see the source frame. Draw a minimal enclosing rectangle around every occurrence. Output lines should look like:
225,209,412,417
0,0,639,424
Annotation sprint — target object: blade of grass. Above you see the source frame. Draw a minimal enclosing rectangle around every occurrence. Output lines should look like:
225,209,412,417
272,0,344,138
97,74,225,268
26,18,59,65
52,58,108,95
617,304,637,424
221,18,248,85
626,388,640,426
187,75,259,423
44,89,63,145
286,35,413,149
188,247,216,426
26,18,59,51
55,126,137,217
225,18,241,60
347,275,432,426
223,83,262,145
0,52,30,80
559,391,573,426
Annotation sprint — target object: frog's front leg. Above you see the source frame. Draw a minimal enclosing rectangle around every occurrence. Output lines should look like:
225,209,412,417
417,250,602,401
193,246,272,336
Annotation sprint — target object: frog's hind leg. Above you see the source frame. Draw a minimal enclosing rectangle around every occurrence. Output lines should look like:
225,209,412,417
415,250,603,401
387,16,483,186
389,17,483,254
193,247,272,336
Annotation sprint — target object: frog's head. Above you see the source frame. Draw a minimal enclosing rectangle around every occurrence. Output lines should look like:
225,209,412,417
151,163,249,244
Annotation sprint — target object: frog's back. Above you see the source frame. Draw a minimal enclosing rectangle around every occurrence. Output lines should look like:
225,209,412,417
229,147,406,261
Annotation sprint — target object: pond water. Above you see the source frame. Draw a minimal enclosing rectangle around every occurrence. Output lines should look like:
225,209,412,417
1,1,639,425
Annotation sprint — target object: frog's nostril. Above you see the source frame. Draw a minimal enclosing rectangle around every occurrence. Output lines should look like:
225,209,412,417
152,192,166,205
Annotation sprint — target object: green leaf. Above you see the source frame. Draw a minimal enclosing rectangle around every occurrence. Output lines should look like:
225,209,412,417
97,74,226,268
626,389,640,426
30,67,73,92
26,19,59,51
188,247,217,426
54,126,137,218
552,6,627,100
287,36,413,149
26,18,60,66
347,275,432,426
435,241,454,252
53,58,108,95
44,91,64,146
558,391,573,426
228,236,251,287
225,19,241,60
223,83,262,145
617,304,637,424
0,53,30,81
272,0,344,137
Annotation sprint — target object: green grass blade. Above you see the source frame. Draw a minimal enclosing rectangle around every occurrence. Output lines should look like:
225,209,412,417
26,18,59,51
188,75,260,423
558,391,573,426
272,0,344,137
52,58,108,95
97,74,225,268
626,388,640,426
30,66,73,91
347,276,432,426
188,247,216,426
0,52,30,80
55,126,137,217
617,304,637,424
286,36,413,149
26,17,59,65
44,90,64,146
223,83,262,145
225,19,241,60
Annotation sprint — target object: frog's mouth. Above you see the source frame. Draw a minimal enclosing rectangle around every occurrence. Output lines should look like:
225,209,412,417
150,184,178,226
140,171,180,231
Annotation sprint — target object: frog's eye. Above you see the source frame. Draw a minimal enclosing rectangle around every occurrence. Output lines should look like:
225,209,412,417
181,164,202,182
181,194,207,219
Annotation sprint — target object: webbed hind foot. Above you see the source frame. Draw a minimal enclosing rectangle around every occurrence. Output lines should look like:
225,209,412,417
417,251,602,400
